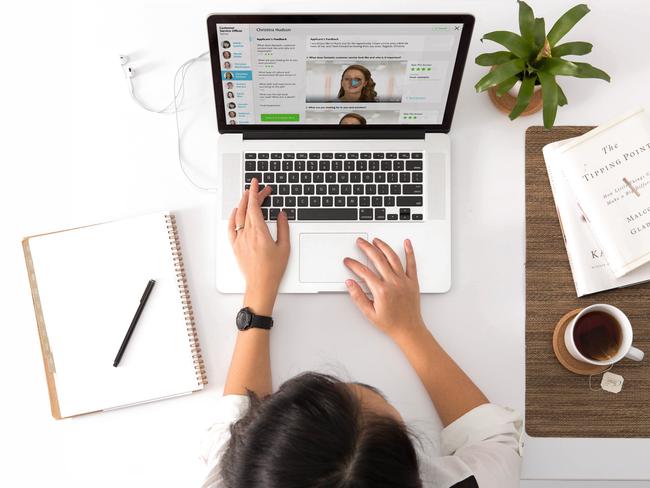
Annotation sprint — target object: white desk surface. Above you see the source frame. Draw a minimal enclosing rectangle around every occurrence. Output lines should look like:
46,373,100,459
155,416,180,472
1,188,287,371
2,0,649,486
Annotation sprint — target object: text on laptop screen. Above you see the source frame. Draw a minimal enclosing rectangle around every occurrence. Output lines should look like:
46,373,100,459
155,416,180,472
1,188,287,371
215,23,464,126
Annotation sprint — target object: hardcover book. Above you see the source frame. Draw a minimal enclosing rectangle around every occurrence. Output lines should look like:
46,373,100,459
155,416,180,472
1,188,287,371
544,138,650,296
556,108,650,277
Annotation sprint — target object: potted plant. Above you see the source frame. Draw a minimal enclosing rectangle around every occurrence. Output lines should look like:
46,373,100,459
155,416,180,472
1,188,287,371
474,1,610,128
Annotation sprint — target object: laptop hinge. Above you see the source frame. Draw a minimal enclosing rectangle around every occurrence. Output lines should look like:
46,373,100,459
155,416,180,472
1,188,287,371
242,129,426,140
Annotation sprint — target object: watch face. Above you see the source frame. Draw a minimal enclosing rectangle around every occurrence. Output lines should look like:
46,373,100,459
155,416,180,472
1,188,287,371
236,308,252,330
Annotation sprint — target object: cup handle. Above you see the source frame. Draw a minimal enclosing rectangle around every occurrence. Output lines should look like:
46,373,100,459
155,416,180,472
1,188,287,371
625,346,645,362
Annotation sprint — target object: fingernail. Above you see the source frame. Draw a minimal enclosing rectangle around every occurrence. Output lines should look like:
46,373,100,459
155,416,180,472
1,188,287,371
405,239,412,249
345,279,353,287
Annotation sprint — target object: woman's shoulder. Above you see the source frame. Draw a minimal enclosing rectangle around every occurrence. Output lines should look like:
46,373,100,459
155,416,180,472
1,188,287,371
200,395,250,465
417,403,523,488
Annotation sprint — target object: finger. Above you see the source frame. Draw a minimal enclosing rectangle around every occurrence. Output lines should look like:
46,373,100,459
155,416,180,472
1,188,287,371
372,237,404,275
235,189,250,229
343,257,381,289
404,239,418,279
228,207,237,244
275,210,291,247
356,238,394,280
345,279,375,320
246,178,265,224
257,185,272,206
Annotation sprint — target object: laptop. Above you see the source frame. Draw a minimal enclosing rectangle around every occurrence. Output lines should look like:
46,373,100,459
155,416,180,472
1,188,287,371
207,13,474,293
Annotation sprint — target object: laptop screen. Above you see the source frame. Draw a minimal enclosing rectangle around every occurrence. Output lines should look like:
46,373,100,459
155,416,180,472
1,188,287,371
207,15,474,132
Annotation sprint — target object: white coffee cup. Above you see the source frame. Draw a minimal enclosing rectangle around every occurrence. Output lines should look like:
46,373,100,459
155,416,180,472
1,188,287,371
565,304,645,365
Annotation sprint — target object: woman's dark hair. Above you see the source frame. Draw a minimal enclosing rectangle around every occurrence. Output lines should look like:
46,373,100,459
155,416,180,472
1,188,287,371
337,65,377,101
219,372,422,488
339,113,367,125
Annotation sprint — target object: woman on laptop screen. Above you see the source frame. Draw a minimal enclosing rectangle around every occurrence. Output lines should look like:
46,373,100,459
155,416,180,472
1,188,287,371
338,64,377,102
200,179,522,488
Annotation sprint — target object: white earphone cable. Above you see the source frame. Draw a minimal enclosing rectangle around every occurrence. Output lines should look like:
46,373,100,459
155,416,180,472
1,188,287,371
123,51,217,192
172,51,217,193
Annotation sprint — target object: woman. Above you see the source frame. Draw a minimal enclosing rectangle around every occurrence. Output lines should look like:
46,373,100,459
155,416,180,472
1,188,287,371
339,112,367,125
201,179,522,487
337,64,377,102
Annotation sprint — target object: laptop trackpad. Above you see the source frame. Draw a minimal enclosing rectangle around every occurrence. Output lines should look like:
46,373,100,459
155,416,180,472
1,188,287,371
299,233,367,283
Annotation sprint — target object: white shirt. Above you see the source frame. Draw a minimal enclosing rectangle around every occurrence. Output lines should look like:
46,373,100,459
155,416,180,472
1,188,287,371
199,395,522,488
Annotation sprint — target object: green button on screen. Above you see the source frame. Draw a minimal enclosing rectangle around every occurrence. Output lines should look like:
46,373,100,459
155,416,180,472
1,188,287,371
260,113,300,122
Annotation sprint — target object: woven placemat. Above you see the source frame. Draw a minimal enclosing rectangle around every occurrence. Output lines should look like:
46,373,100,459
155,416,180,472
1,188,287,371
525,126,650,438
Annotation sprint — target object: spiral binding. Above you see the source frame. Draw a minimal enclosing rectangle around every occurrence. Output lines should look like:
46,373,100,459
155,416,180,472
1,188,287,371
165,214,208,386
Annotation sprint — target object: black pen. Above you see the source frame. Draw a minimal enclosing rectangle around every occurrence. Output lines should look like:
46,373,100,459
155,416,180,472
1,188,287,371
113,279,156,367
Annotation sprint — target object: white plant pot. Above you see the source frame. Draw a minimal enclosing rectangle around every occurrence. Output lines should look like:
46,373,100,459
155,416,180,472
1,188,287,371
508,80,542,98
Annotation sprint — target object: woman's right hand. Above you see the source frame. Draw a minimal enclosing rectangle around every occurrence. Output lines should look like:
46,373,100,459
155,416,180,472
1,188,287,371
343,238,426,341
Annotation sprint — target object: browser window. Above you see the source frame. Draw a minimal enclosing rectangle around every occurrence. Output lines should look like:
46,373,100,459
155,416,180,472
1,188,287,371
215,23,464,125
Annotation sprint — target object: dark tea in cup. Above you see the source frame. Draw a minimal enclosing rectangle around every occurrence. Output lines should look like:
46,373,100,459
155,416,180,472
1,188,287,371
573,310,622,361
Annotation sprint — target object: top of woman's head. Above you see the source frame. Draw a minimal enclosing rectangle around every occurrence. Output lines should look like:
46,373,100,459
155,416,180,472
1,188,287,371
339,113,367,125
218,372,422,488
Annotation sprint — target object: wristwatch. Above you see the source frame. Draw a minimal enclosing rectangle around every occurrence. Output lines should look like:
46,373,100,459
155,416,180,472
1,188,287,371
236,307,274,331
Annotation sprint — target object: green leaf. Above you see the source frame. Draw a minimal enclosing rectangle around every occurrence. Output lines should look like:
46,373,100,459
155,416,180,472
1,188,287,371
475,51,517,66
557,84,568,106
537,58,610,81
518,1,535,42
547,4,590,46
538,71,559,129
532,18,546,55
474,58,527,92
509,75,536,120
481,31,533,59
551,41,593,57
496,76,519,97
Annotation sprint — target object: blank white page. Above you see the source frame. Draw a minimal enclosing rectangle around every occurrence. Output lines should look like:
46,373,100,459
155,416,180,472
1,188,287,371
28,212,201,417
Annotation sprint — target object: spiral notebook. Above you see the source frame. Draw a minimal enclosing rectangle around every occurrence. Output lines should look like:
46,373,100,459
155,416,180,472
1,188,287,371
23,212,207,419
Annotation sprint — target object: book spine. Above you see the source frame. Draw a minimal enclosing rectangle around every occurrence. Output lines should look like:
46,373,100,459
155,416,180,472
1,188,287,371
165,214,208,387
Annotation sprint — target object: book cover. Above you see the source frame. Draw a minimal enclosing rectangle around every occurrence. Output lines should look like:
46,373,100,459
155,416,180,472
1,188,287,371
557,108,650,277
543,138,650,296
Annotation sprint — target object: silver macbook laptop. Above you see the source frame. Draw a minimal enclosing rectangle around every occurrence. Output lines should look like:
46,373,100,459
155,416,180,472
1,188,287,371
207,13,474,293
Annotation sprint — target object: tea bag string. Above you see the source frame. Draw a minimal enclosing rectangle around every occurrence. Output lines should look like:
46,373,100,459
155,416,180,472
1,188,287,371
588,364,614,391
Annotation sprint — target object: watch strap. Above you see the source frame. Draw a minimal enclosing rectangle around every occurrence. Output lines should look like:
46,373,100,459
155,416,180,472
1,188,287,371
249,313,273,329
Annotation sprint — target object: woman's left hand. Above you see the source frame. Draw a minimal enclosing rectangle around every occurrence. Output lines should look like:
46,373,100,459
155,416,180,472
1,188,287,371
229,178,290,316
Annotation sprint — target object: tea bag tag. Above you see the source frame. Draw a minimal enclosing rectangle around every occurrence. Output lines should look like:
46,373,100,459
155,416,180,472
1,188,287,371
601,372,624,393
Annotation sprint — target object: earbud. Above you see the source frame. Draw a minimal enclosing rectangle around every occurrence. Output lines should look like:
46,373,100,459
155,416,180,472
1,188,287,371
119,55,135,78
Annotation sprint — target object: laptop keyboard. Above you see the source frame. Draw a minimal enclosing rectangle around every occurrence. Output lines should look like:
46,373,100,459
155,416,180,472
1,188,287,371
243,151,424,221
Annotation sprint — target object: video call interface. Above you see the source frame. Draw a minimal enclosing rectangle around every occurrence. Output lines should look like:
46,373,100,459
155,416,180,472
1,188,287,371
216,23,464,126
